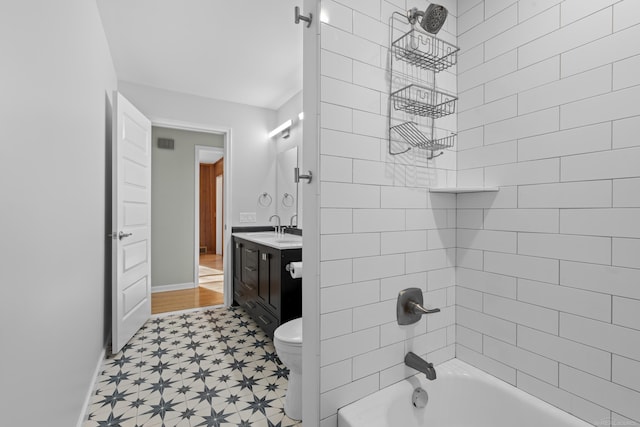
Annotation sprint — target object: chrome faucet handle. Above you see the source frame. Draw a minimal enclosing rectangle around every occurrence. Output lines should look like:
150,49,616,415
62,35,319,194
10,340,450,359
407,301,441,315
397,288,441,325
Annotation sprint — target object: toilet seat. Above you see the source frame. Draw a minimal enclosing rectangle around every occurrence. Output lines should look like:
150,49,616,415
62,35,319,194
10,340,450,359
274,317,302,346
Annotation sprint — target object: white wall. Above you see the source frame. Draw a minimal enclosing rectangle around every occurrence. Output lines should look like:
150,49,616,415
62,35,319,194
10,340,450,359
316,1,458,424
151,126,224,288
0,1,117,425
118,81,279,227
456,1,640,425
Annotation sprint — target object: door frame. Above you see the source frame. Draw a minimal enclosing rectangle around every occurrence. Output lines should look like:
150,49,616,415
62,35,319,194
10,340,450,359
301,0,320,424
195,144,225,286
152,118,233,307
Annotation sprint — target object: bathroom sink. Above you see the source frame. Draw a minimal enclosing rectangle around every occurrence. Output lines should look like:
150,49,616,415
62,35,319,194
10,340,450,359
246,232,277,237
246,232,301,241
275,238,300,244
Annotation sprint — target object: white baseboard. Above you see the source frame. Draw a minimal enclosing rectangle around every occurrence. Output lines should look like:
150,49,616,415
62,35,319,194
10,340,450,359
76,342,107,427
151,282,196,293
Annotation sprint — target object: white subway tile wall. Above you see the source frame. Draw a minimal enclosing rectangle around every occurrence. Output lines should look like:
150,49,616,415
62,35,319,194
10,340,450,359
456,1,640,425
318,0,458,423
315,0,640,425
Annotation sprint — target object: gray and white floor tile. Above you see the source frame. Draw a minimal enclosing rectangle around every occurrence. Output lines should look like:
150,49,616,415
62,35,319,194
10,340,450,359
83,306,301,427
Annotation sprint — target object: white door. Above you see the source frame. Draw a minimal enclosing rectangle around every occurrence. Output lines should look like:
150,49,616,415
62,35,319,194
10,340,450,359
111,92,152,354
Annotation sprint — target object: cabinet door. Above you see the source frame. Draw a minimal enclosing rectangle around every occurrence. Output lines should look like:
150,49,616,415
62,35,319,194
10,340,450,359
268,250,281,313
258,249,271,307
258,247,280,314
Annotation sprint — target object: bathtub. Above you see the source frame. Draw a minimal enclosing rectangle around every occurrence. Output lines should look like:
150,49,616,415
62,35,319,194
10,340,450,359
338,358,591,427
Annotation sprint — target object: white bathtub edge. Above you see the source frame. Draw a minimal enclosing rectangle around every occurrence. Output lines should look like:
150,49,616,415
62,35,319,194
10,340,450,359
337,358,593,427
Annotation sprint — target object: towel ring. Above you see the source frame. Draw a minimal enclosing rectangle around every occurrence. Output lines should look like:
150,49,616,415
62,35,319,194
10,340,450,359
258,192,272,207
282,192,295,207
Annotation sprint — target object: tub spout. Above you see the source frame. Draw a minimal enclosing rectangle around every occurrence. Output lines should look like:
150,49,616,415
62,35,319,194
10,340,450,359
405,351,436,380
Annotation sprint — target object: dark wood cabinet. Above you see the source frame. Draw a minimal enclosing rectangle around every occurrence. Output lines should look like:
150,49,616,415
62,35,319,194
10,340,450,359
233,236,302,338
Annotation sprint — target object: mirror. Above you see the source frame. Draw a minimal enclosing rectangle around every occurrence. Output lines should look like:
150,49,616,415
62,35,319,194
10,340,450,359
276,146,299,228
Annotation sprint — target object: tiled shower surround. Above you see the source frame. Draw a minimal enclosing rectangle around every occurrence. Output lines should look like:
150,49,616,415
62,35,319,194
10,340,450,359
455,1,640,426
318,0,458,425
317,1,640,426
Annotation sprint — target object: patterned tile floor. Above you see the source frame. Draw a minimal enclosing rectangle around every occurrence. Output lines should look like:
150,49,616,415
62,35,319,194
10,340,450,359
84,306,302,427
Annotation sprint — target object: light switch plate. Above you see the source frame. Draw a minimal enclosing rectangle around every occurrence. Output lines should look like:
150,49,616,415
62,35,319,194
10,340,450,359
239,212,257,223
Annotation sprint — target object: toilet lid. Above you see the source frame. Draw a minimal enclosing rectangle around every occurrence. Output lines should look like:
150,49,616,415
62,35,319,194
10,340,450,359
274,317,302,345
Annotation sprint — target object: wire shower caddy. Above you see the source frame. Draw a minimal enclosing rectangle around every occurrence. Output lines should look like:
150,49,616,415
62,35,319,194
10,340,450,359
388,11,460,157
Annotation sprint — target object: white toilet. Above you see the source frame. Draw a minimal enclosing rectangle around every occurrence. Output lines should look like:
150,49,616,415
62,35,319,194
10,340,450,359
273,317,303,421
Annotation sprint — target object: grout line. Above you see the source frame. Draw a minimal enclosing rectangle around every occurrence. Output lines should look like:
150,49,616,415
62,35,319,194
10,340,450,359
611,296,614,325
611,118,614,150
611,179,614,208
610,352,613,384
611,3,614,34
610,236,613,267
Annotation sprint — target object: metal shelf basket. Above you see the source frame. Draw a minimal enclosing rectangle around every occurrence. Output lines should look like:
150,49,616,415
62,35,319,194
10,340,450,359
392,28,459,72
387,12,459,156
391,84,457,119
390,121,455,151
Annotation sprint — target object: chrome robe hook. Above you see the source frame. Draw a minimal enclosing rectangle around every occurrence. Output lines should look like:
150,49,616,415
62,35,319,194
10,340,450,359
294,6,313,27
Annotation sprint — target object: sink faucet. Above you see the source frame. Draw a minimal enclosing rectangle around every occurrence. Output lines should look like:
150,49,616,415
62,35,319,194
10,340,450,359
289,214,298,227
405,351,436,380
269,214,281,234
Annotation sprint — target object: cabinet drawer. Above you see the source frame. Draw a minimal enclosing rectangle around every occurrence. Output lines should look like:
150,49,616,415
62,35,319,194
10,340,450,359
253,302,278,338
241,264,258,287
234,278,257,304
241,246,259,286
233,278,246,305
240,279,257,298
242,298,259,314
243,247,259,267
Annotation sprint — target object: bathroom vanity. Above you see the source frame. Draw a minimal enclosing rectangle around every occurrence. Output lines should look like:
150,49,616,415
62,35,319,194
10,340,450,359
232,232,302,338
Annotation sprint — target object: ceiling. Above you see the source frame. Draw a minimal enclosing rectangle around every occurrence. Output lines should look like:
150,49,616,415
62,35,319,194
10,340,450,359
97,0,303,110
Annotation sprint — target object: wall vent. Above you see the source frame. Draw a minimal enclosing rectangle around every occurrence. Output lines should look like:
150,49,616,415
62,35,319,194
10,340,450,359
157,138,175,150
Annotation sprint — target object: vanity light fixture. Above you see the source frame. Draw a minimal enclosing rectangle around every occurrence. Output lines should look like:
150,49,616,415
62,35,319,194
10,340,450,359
298,112,304,121
268,119,293,139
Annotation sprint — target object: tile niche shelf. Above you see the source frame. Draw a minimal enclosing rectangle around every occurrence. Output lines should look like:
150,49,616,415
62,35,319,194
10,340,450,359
429,187,500,193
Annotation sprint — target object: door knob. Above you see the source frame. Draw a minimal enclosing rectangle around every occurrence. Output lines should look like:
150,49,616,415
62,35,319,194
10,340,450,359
118,231,132,240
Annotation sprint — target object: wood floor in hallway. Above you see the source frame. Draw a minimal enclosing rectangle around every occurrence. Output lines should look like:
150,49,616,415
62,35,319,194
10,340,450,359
151,253,224,314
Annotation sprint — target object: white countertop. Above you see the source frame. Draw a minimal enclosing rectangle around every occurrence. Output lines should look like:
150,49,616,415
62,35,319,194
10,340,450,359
233,231,302,250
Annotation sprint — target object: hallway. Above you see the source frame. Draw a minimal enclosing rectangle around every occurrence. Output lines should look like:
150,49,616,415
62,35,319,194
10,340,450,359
151,255,225,315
